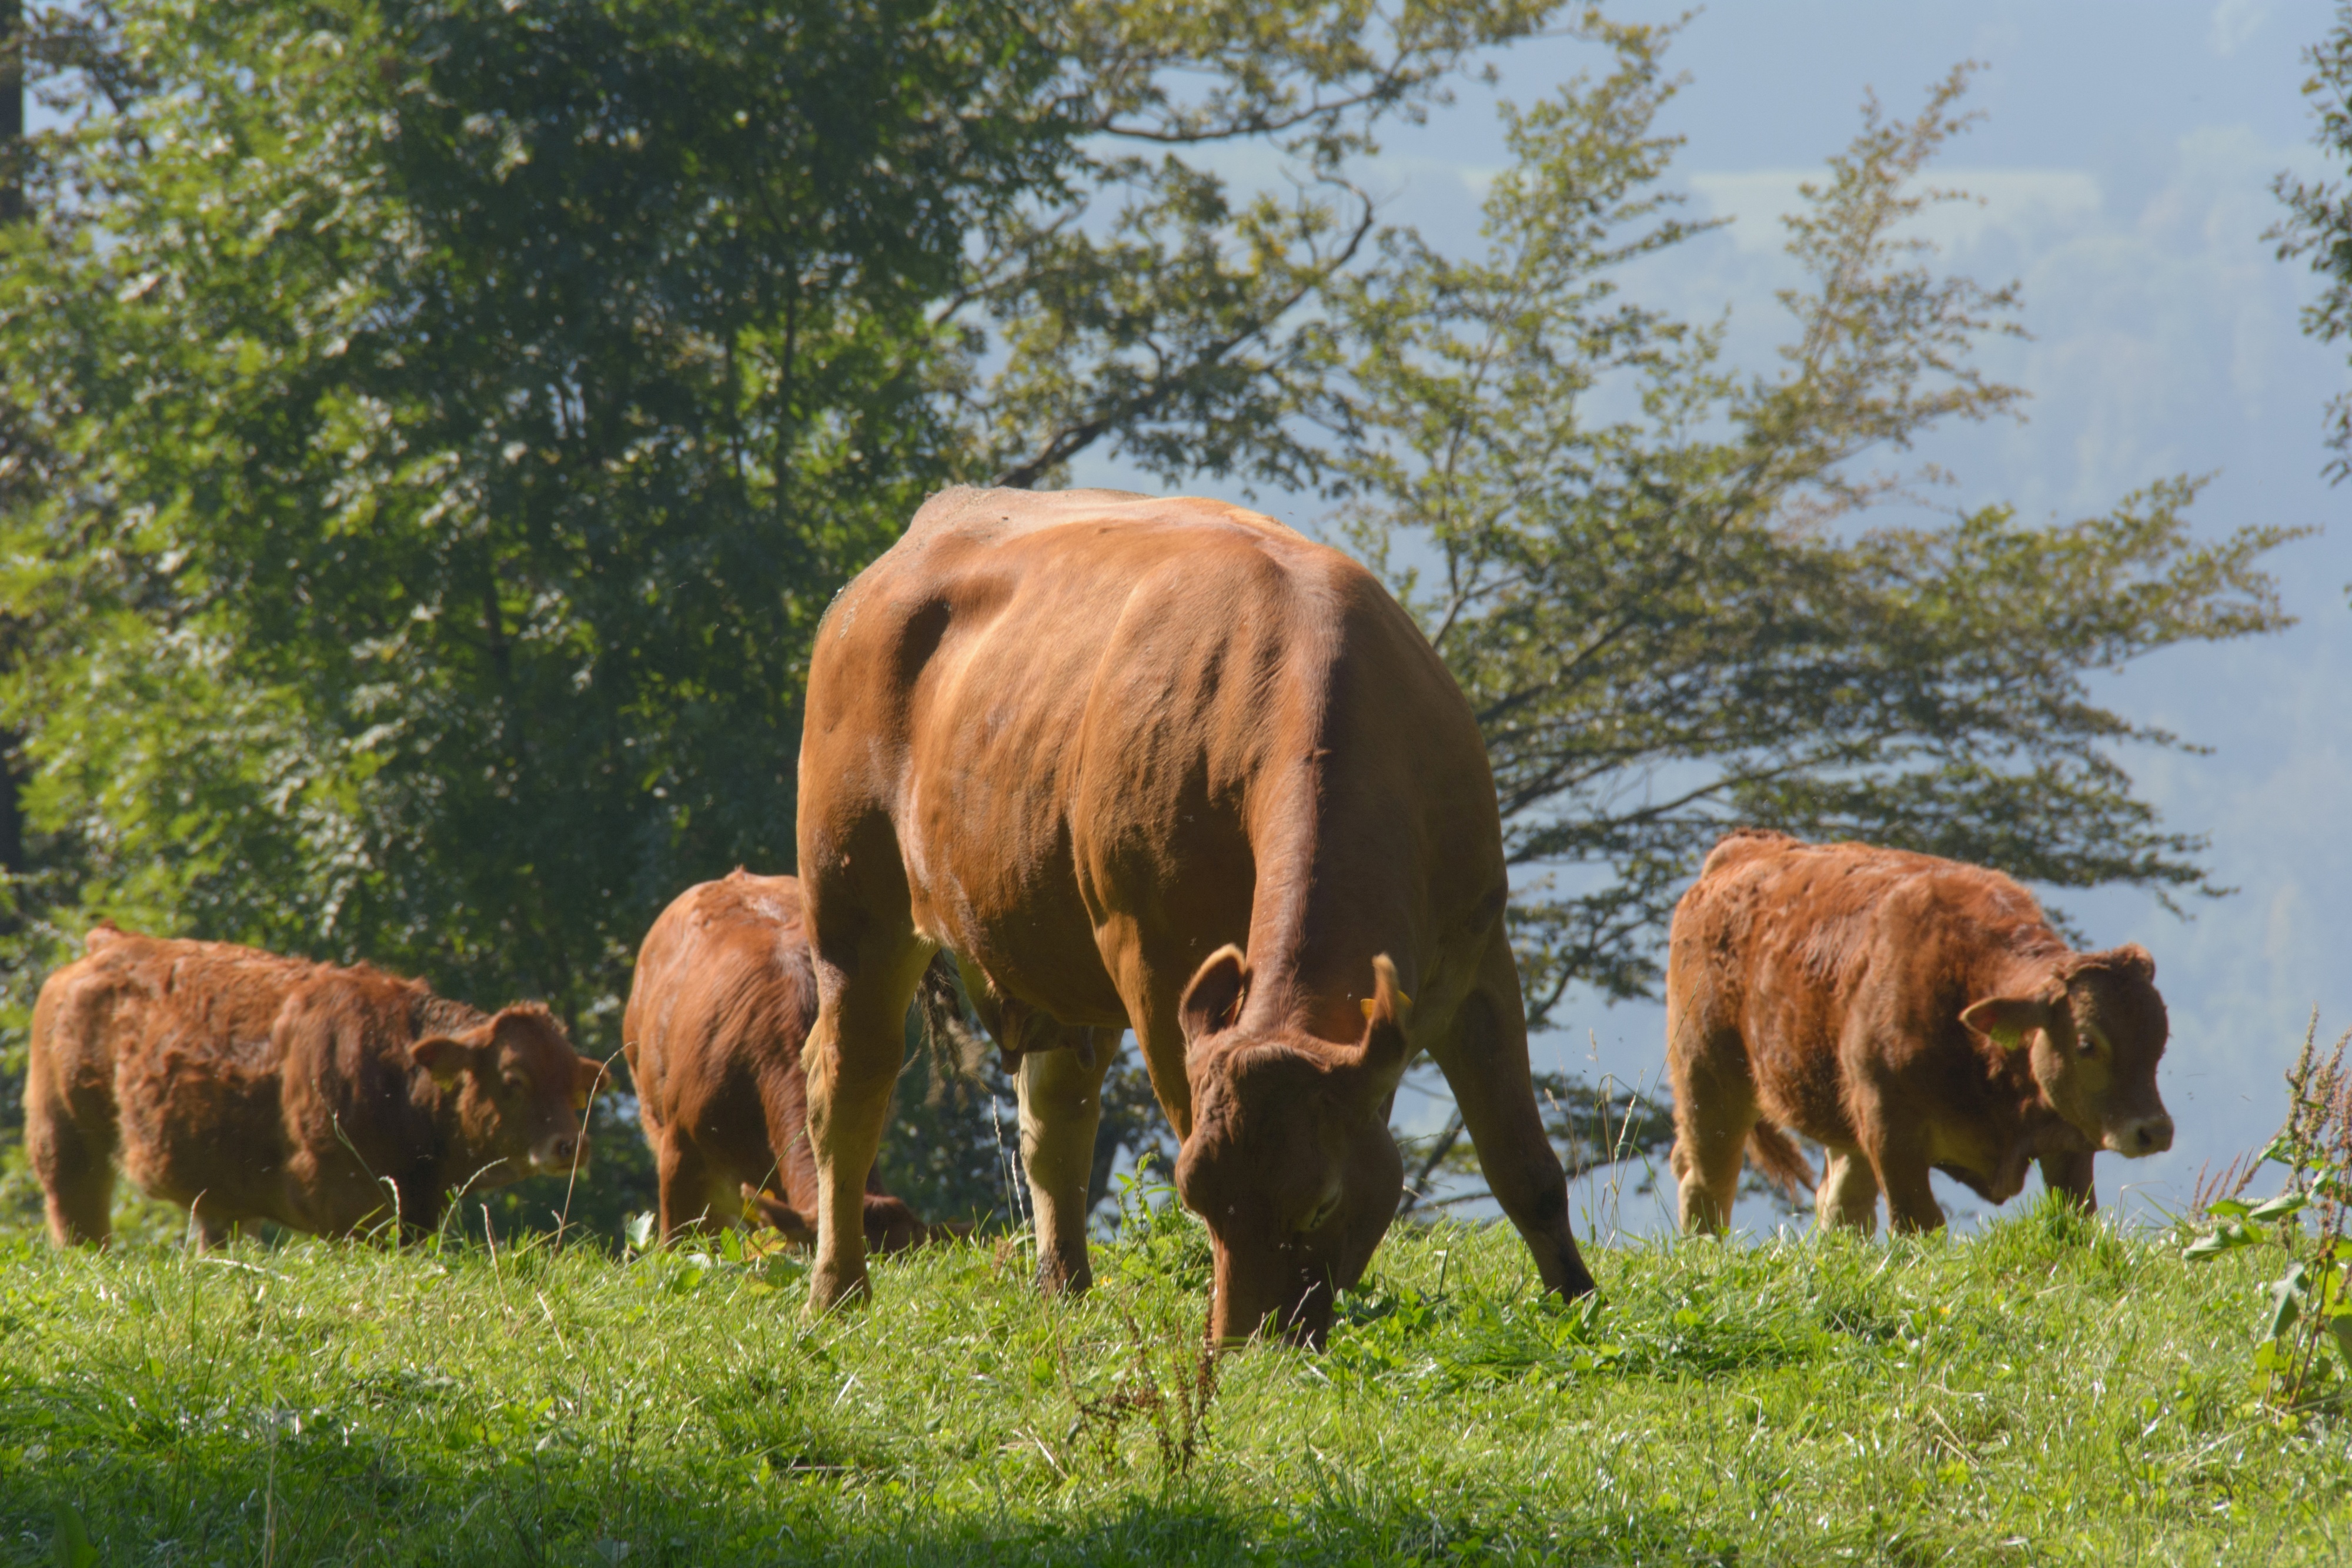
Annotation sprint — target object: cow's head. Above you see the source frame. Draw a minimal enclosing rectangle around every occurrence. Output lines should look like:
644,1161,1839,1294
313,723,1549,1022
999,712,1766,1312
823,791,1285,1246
1174,946,1411,1350
1960,944,2173,1158
410,1004,605,1186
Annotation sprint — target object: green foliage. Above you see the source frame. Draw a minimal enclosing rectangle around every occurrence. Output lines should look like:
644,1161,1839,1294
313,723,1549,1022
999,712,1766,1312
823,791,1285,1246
0,1220,2347,1562
0,0,1067,1015
1104,1155,1212,1292
978,0,1560,492
1331,35,2300,1014
2276,1,2352,483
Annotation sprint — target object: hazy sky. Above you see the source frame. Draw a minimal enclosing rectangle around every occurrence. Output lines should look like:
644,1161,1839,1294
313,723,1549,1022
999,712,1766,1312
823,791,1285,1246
1091,2,2352,1233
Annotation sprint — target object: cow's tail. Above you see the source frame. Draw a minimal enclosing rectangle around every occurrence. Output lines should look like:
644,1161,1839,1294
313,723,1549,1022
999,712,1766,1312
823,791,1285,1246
914,952,988,1099
1746,1122,1816,1201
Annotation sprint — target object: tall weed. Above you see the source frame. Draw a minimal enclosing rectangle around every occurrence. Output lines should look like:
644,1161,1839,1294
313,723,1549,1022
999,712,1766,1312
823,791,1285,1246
2182,1012,2352,1412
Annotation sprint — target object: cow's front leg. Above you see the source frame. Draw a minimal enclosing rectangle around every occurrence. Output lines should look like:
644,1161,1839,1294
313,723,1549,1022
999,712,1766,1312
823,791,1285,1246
1017,1027,1112,1295
801,944,928,1315
1866,1132,1944,1233
1432,938,1596,1299
1814,1148,1880,1236
2038,1149,2097,1213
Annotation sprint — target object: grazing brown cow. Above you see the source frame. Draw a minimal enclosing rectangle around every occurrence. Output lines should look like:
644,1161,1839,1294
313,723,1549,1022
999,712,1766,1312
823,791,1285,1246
1666,830,2174,1235
26,924,602,1246
794,486,1594,1345
623,871,927,1251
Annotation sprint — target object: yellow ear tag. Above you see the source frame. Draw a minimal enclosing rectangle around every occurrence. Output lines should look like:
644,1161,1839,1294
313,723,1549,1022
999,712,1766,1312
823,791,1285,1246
1360,991,1412,1019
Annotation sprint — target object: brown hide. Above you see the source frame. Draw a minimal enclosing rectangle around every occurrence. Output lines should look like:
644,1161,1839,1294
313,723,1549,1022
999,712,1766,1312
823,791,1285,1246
1665,830,2173,1236
622,871,927,1251
794,487,1593,1345
26,924,601,1246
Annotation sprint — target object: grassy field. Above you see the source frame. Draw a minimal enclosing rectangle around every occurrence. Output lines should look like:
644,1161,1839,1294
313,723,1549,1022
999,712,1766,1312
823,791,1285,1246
0,1192,2346,1567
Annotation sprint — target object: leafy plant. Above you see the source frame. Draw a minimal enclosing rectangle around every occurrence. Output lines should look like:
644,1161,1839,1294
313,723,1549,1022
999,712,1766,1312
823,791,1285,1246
2182,1014,2352,1412
1105,1154,1212,1294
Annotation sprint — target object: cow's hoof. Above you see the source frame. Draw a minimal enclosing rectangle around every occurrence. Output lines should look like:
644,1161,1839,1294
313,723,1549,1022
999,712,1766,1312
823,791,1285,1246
1034,1259,1093,1298
804,1266,872,1316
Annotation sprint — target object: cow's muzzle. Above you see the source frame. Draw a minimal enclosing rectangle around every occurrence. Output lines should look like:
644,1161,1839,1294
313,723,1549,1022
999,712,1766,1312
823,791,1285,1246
1212,1276,1335,1352
2104,1115,2173,1158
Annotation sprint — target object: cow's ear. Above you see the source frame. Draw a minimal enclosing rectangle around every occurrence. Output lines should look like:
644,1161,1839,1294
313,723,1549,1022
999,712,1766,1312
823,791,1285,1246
1352,954,1414,1101
1960,994,2054,1051
410,1035,476,1086
1179,945,1250,1045
571,1055,607,1111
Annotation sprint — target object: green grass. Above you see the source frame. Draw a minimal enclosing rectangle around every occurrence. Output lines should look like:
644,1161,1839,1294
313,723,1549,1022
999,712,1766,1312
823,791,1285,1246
0,1195,2346,1566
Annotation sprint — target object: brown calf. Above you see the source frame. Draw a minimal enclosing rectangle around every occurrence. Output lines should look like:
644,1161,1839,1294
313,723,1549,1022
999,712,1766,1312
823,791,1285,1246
794,486,1593,1345
28,924,602,1245
1666,830,2174,1235
623,871,926,1250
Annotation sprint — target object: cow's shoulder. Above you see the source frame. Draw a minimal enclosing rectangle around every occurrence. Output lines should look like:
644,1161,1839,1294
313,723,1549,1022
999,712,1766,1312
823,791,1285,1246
883,487,1328,596
1693,827,1803,883
269,961,443,1068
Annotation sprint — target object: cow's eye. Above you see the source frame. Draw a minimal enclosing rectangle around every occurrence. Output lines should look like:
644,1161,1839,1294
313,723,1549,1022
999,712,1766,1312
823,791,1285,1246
501,1072,527,1092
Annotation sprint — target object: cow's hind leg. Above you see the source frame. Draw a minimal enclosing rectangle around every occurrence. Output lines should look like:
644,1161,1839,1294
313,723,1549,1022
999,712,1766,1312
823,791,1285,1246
1017,1025,1112,1295
1431,936,1596,1299
1815,1148,1880,1236
801,935,929,1313
1668,1035,1755,1238
654,1132,734,1240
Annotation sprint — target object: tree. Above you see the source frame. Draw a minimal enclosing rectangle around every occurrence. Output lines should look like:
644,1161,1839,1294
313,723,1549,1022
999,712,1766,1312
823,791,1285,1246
2277,2,2352,483
1329,40,2296,1026
0,0,1075,1009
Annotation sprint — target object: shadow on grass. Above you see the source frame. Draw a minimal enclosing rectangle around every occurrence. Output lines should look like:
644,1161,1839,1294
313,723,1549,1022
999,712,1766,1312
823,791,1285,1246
0,1419,1742,1568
